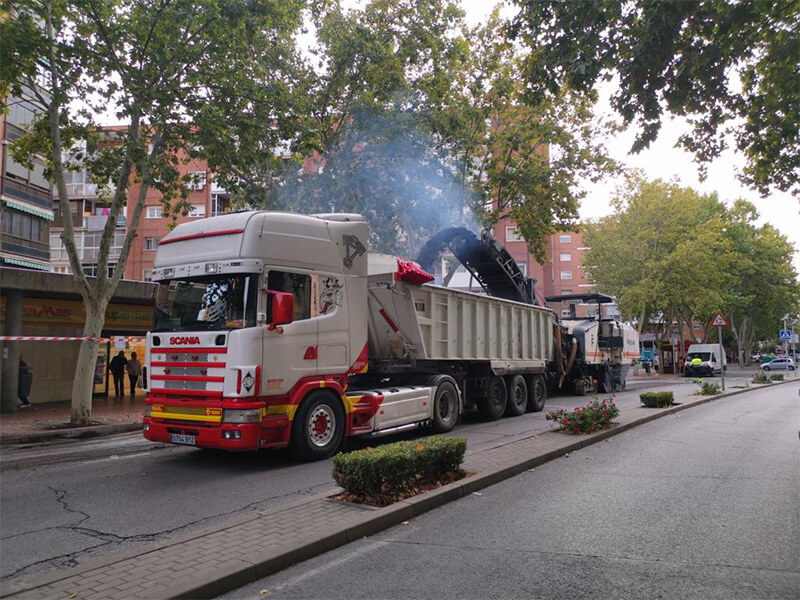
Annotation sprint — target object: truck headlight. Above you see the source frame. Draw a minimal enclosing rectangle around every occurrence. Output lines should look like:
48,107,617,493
223,409,261,423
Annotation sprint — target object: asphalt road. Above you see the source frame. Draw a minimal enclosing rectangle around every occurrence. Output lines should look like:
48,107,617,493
220,382,800,600
0,369,776,586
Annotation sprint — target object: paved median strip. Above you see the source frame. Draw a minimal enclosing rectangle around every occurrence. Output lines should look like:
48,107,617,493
1,379,797,600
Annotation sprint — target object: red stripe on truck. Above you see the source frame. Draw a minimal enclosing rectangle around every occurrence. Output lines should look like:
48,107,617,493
159,228,245,245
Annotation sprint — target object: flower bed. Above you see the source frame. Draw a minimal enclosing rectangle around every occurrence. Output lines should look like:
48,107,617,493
545,397,619,434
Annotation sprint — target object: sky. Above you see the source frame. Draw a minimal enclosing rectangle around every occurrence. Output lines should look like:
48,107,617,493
461,1,800,272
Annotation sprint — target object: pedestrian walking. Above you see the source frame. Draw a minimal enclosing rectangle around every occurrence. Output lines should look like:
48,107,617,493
109,351,128,397
18,356,32,408
126,352,142,396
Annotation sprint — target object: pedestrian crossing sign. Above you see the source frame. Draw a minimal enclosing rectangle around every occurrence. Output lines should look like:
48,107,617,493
711,312,728,327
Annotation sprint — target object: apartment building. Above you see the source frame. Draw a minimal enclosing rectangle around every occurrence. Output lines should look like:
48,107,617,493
0,90,54,272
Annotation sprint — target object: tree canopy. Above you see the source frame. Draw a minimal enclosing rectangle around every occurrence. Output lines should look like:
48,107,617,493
1,0,305,422
277,3,617,261
510,0,800,196
583,174,799,361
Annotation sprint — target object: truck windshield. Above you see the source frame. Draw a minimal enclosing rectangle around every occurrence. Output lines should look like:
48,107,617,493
687,352,711,361
153,274,259,332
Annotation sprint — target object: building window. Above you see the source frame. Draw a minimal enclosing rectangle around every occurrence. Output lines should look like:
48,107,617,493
506,227,524,243
187,171,207,190
515,262,527,276
188,204,206,218
561,308,574,318
559,234,572,243
145,237,160,251
146,206,163,219
560,252,572,262
561,289,572,295
560,271,573,280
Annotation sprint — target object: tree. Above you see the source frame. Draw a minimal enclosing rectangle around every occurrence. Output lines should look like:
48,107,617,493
720,200,800,364
510,0,800,196
1,0,304,424
278,4,617,262
582,175,734,362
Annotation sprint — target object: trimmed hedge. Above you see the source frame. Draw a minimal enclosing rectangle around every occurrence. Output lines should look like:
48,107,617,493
752,372,770,384
332,436,466,505
770,373,784,381
639,391,674,408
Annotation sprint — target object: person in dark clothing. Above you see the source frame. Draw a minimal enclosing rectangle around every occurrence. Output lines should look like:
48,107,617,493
109,351,128,397
18,357,32,407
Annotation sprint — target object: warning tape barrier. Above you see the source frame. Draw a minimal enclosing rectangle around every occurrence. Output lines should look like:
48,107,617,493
0,336,146,342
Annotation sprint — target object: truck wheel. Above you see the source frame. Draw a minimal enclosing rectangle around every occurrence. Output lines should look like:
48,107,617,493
478,376,506,421
432,380,459,432
290,391,345,461
504,375,528,417
527,375,547,412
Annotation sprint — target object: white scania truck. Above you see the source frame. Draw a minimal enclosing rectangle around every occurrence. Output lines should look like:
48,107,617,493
142,211,556,460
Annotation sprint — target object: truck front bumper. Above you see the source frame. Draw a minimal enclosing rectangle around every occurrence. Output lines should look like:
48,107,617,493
143,417,262,451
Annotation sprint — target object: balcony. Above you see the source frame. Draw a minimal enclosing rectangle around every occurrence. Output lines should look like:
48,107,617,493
52,213,126,230
2,179,53,209
65,183,100,198
1,233,50,261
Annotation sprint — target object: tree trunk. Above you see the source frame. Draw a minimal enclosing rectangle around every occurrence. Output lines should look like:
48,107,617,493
70,304,105,425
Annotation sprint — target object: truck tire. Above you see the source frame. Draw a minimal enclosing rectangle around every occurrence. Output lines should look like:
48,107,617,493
527,375,546,412
478,375,506,421
432,380,459,432
504,375,528,417
290,390,345,461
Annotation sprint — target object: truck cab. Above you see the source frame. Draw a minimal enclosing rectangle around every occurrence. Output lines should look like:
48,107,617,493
142,211,369,458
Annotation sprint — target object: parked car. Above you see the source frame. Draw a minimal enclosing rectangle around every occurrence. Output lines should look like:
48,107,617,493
759,357,796,371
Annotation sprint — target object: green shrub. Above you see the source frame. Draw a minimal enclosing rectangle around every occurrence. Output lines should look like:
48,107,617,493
545,397,619,434
332,436,466,505
639,391,674,408
770,373,784,381
699,381,721,395
751,372,770,384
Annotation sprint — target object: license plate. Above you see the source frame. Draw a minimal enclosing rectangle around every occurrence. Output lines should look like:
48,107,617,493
170,434,196,445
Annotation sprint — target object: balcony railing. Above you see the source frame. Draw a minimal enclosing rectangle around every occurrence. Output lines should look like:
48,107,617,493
65,183,100,198
2,179,53,209
1,234,50,261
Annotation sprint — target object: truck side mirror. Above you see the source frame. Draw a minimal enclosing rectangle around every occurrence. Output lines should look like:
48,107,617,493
265,291,294,330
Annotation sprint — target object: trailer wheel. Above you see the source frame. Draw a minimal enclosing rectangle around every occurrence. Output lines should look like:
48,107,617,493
432,380,459,432
478,376,506,421
527,375,547,412
504,375,528,417
290,390,345,461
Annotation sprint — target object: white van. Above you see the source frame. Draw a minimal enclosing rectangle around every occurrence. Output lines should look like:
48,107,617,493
684,343,727,377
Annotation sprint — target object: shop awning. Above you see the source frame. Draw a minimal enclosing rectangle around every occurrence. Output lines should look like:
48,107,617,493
2,256,51,271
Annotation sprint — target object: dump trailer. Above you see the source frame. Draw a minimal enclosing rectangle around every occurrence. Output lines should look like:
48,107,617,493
142,211,555,460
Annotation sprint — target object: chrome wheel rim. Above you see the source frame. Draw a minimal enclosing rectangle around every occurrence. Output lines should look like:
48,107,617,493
307,404,336,447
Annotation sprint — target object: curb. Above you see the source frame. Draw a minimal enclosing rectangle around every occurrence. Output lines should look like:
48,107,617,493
0,422,142,446
2,379,797,599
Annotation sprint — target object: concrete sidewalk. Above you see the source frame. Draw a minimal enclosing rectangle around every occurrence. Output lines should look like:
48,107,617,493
2,375,795,600
0,395,145,446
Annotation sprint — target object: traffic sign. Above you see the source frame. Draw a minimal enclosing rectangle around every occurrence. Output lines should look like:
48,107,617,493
710,312,728,327
779,329,792,341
